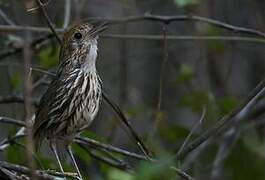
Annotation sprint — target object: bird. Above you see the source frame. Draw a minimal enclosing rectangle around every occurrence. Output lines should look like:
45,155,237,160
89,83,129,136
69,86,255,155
32,22,107,179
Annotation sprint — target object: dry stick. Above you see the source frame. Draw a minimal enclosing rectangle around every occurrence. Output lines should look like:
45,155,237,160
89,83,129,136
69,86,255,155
0,13,264,38
176,79,265,160
1,34,264,63
0,33,54,60
0,116,25,127
23,32,37,179
0,161,77,179
87,14,265,38
102,34,265,43
176,108,206,157
0,24,265,44
75,136,147,161
102,92,152,158
0,8,15,25
151,24,168,141
0,95,39,106
63,0,71,29
78,144,134,173
35,0,62,44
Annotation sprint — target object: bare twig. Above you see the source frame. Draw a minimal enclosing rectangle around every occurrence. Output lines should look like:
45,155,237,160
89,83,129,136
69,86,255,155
0,95,39,106
0,161,77,179
102,92,152,158
86,13,265,38
0,8,15,25
63,0,71,29
176,79,265,160
75,136,147,161
176,108,206,157
78,144,133,173
0,116,25,126
35,0,62,44
0,33,54,60
23,31,36,178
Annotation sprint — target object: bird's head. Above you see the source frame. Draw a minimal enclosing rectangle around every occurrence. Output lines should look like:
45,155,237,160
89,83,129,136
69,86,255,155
59,22,107,71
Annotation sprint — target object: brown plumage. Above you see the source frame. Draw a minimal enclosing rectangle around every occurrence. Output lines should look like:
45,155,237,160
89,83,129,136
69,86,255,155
32,22,107,179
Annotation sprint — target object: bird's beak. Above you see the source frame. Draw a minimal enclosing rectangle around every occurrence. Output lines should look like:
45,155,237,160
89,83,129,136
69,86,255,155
88,21,108,38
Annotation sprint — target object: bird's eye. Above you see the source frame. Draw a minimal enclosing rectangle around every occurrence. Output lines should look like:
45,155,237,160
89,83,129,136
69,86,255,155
74,32,83,40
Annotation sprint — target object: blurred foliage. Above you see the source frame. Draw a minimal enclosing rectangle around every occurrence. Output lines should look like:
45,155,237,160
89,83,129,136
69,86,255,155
226,137,265,180
205,27,225,54
134,155,175,180
10,71,22,91
37,45,59,69
106,168,133,180
174,64,194,84
174,0,198,7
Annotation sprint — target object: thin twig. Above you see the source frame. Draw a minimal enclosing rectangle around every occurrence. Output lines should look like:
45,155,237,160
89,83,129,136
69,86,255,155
35,0,62,44
0,95,39,106
176,79,265,160
0,116,25,126
102,92,152,158
75,136,147,161
0,161,77,179
78,144,134,173
63,0,71,29
0,8,15,25
176,108,206,157
87,13,265,38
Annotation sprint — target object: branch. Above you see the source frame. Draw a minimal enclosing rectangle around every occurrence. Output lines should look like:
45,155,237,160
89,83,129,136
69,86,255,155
0,33,54,60
86,13,265,38
75,136,147,161
102,92,152,158
0,8,15,25
78,144,134,173
0,161,78,179
176,79,265,160
0,116,25,126
63,0,71,29
35,0,62,44
0,95,39,106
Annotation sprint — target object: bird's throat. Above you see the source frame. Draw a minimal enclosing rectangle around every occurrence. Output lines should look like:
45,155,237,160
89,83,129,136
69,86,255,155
82,43,98,73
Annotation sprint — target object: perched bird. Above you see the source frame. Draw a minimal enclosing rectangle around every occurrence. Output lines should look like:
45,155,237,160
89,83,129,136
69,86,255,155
32,22,107,179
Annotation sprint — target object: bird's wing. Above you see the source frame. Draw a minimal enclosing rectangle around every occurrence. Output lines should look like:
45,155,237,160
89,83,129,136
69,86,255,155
32,69,85,143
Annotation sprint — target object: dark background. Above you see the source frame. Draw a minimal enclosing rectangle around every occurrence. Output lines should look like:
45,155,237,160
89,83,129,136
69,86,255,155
0,0,265,179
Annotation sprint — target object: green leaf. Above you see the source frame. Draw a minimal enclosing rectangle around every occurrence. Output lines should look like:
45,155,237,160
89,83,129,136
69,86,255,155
174,0,198,7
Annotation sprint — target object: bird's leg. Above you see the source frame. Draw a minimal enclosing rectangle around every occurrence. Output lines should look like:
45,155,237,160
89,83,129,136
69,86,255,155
66,144,83,180
50,142,66,179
